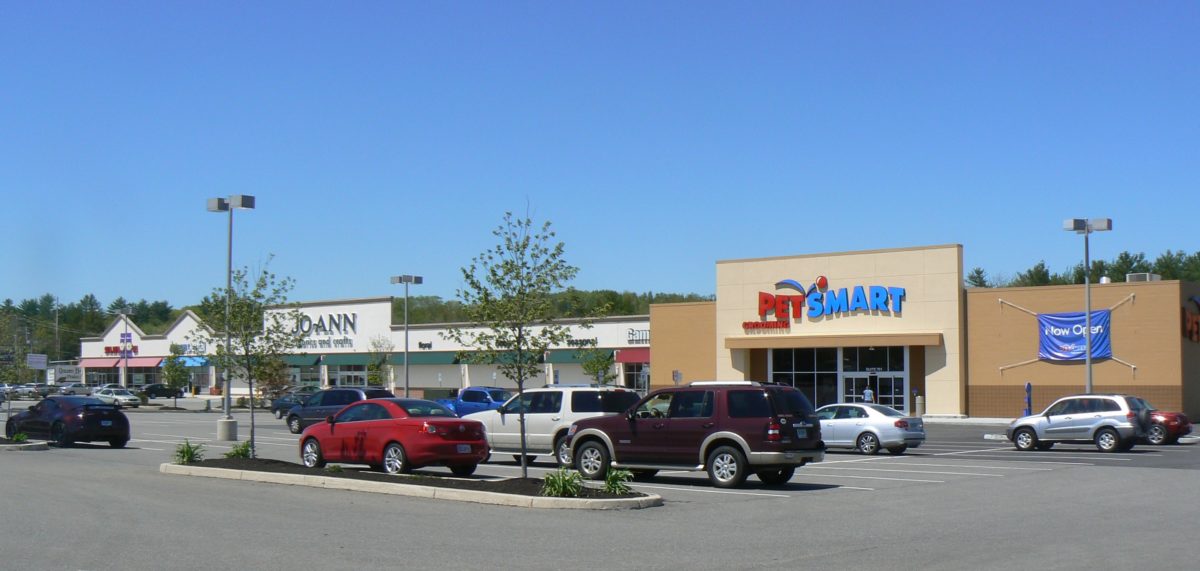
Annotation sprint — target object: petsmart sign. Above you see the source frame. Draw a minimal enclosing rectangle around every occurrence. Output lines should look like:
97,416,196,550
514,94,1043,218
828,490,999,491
1037,310,1112,361
744,275,906,330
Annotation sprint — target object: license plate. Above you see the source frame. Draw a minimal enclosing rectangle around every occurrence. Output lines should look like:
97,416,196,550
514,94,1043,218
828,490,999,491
101,420,112,427
456,444,471,454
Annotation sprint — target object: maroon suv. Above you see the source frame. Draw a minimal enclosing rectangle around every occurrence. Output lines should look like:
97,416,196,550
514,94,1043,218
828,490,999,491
566,381,825,488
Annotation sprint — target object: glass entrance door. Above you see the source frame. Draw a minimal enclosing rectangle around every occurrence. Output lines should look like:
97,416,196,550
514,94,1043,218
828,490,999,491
842,374,908,413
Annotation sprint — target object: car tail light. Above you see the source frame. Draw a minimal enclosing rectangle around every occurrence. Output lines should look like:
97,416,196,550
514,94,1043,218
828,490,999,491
1126,411,1136,421
767,421,782,442
894,420,909,429
422,422,439,435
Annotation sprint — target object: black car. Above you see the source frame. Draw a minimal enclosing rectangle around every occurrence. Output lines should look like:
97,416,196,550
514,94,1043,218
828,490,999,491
271,386,320,419
140,383,184,398
285,387,394,433
5,396,130,448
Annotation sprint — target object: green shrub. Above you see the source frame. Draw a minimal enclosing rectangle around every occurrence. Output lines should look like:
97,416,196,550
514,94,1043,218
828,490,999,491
325,464,344,473
11,432,29,443
235,396,247,408
541,468,583,497
173,439,205,464
224,440,252,459
604,468,632,495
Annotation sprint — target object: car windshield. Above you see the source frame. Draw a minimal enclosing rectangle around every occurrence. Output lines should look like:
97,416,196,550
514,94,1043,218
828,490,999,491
866,404,905,417
488,390,513,402
112,389,135,396
364,389,395,399
401,401,456,417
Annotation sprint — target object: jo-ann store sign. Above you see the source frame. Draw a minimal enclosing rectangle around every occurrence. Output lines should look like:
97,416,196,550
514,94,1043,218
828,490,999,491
744,275,906,330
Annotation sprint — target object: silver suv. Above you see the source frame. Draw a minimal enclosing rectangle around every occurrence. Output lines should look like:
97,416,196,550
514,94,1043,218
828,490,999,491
1007,394,1151,452
465,385,640,466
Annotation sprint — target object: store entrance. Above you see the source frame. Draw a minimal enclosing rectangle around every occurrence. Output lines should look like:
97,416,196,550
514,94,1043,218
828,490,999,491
842,374,908,412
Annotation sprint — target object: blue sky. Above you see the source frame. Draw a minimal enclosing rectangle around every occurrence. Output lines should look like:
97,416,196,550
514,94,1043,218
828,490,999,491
1,2,1196,309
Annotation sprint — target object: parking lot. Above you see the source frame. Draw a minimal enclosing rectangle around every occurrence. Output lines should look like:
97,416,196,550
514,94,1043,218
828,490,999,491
3,403,1197,569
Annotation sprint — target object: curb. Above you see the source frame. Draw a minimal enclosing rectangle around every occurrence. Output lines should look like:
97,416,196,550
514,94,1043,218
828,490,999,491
159,463,663,510
983,434,1009,441
0,440,50,451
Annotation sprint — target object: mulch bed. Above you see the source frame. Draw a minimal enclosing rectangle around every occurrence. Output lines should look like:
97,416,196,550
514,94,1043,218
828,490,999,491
0,437,22,445
195,457,644,499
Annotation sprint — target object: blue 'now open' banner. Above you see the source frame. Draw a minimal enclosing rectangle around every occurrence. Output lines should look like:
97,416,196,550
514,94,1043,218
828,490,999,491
1037,310,1112,361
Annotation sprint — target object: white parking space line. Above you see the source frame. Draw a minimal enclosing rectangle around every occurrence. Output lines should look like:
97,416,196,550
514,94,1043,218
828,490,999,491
936,455,1094,465
952,450,1140,461
871,462,1052,471
797,473,946,483
810,466,1005,477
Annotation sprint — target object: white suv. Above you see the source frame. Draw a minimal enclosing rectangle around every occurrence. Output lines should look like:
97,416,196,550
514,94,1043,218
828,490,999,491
1007,394,1151,452
466,385,641,466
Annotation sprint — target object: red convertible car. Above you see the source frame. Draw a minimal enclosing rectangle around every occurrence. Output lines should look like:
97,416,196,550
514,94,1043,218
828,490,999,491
299,398,488,476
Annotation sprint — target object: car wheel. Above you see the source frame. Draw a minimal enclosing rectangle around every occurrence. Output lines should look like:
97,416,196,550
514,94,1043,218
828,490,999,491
383,442,411,474
450,464,477,477
575,440,609,480
274,409,284,420
1013,427,1038,451
707,445,749,488
1095,427,1121,452
856,432,881,455
756,467,795,486
301,438,325,468
886,445,908,455
50,422,72,448
109,438,128,449
554,436,572,467
1147,424,1168,445
287,415,303,434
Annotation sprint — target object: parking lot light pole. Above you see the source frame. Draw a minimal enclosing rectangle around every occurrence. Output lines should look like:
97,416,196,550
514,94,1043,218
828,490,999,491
1063,218,1112,394
390,275,423,397
209,195,256,441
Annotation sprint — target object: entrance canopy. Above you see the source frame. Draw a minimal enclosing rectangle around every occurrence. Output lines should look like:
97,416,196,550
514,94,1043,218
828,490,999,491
725,332,943,350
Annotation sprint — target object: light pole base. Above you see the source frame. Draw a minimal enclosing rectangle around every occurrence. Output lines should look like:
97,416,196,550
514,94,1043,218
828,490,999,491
216,418,238,441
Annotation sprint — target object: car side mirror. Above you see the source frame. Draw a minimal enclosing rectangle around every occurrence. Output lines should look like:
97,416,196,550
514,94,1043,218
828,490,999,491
28,405,36,411
627,410,636,422
325,415,335,425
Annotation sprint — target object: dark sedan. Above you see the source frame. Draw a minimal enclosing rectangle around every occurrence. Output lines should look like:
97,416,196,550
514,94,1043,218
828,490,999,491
5,396,130,448
140,384,184,398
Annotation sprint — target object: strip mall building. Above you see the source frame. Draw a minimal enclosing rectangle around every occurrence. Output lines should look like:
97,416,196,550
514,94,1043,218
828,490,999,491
76,244,1200,418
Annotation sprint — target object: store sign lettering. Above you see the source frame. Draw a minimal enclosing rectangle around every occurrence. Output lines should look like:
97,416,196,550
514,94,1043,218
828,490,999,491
294,312,358,337
744,275,905,330
104,345,139,355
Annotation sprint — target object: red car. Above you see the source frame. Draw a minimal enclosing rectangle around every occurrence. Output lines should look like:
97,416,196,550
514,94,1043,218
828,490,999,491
299,398,488,476
1146,409,1192,445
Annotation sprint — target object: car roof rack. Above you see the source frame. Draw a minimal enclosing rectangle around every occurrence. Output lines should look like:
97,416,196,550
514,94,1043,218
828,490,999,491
542,383,600,388
687,381,762,386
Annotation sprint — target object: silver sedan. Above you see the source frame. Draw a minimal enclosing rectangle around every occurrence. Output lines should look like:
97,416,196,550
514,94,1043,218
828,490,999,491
815,403,925,455
93,388,141,408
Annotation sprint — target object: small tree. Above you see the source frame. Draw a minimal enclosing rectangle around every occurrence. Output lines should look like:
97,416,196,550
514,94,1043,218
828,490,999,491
445,212,589,478
254,356,291,400
366,336,394,388
579,346,618,386
190,260,305,458
964,267,990,288
160,343,190,408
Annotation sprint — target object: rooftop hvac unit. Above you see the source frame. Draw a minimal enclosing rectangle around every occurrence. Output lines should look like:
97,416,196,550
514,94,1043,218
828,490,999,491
1126,273,1162,282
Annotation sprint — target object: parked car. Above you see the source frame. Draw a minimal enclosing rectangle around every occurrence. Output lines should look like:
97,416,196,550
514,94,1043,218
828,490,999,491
140,384,184,398
436,386,513,415
271,386,320,419
93,388,142,408
299,398,488,476
99,384,124,390
567,381,826,488
466,385,640,466
1145,407,1192,445
12,384,44,399
58,383,93,396
0,383,16,396
5,395,130,448
1006,394,1152,452
285,387,395,434
815,403,925,455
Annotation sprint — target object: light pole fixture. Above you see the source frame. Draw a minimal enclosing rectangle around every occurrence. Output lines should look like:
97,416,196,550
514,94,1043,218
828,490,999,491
390,274,423,397
208,194,256,441
1063,217,1112,394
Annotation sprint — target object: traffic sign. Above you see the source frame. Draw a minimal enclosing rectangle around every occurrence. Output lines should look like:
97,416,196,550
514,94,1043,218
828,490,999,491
27,353,48,370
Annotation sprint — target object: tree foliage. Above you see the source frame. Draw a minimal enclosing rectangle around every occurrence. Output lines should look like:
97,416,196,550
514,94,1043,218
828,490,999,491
190,261,305,458
161,343,190,408
366,335,394,388
965,267,991,288
444,212,593,478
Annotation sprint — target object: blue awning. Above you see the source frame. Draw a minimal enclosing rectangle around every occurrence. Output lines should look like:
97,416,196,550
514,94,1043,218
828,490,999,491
178,356,209,367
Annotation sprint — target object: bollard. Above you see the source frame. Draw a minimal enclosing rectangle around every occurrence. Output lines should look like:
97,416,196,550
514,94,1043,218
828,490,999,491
915,395,925,417
205,400,212,412
1024,382,1033,417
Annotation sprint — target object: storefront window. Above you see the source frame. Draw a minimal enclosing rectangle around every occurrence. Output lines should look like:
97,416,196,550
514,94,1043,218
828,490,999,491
329,365,366,387
624,363,649,395
770,349,839,408
288,366,321,388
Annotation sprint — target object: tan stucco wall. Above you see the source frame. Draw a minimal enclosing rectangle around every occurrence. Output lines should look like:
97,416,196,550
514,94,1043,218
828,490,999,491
649,302,716,390
715,244,966,415
966,280,1196,417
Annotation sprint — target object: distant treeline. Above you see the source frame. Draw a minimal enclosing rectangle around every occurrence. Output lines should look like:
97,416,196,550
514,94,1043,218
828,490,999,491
967,249,1200,288
394,289,715,324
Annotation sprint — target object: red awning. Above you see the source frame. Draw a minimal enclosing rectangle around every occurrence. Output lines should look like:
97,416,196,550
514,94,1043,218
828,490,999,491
79,358,120,368
616,347,650,363
124,357,163,367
